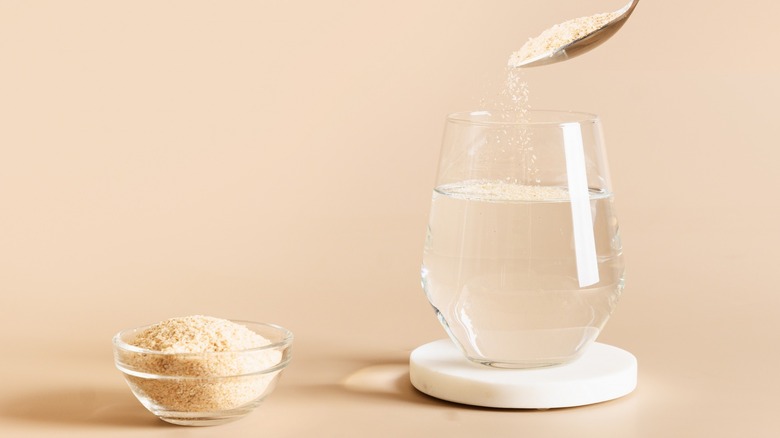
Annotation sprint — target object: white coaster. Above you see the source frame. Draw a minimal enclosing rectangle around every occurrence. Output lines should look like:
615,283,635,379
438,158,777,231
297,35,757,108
409,339,637,409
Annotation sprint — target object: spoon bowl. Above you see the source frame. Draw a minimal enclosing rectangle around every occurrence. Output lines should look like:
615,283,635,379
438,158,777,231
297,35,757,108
512,0,639,68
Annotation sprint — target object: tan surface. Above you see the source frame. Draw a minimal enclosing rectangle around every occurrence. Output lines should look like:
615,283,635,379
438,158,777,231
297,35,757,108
1,0,778,436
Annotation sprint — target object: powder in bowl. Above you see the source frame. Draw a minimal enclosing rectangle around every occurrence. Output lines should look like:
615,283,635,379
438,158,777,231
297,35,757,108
113,316,292,425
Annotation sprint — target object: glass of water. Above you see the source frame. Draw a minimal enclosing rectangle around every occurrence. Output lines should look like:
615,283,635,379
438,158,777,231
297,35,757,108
421,110,625,369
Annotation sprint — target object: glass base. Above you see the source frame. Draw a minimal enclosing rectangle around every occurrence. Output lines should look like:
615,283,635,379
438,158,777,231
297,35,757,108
466,356,578,370
154,408,255,426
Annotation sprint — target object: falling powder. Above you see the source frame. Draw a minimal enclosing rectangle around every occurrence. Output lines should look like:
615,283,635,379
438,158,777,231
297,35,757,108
508,10,622,67
498,67,531,122
477,66,537,185
480,7,626,185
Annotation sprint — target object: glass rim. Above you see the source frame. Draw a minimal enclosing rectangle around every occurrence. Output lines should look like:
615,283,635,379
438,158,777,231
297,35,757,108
446,109,599,127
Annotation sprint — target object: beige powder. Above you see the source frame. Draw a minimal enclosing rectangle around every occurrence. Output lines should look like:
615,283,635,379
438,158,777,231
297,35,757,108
479,67,536,185
444,180,571,202
508,10,621,67
124,315,282,412
131,315,271,354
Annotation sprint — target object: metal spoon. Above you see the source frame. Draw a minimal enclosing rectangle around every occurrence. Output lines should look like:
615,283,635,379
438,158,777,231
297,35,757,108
512,0,639,68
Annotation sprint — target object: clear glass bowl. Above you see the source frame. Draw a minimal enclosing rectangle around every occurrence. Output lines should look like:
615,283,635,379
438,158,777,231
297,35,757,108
112,321,293,426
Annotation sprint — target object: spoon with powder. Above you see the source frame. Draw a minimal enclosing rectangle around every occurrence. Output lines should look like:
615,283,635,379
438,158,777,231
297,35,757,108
509,0,639,68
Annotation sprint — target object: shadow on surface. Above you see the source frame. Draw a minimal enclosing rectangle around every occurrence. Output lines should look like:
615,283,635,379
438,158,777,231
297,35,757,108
340,361,443,407
277,355,446,407
0,387,164,428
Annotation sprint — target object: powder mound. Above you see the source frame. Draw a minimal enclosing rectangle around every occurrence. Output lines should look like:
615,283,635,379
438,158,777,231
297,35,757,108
508,11,621,67
131,315,271,353
119,316,285,412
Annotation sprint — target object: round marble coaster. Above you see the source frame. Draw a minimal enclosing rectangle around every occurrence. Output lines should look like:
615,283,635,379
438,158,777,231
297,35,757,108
409,339,637,409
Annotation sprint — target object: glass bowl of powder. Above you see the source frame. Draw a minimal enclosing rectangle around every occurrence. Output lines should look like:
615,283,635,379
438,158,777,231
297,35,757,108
112,315,293,426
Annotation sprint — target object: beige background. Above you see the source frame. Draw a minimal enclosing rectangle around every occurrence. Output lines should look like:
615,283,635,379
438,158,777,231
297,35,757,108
1,0,778,436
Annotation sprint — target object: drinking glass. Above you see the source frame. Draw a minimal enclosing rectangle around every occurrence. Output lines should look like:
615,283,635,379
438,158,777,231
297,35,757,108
421,110,625,369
